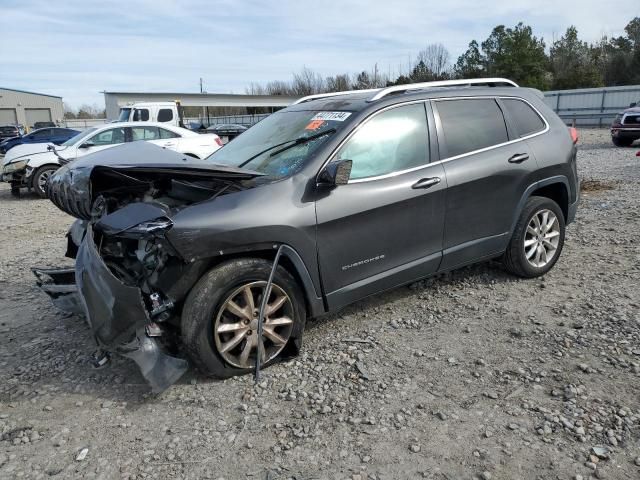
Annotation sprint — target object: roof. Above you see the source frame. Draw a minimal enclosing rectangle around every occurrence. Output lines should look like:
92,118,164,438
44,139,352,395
0,87,62,99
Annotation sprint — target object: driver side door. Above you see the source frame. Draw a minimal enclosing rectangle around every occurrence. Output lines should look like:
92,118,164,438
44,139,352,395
315,102,446,311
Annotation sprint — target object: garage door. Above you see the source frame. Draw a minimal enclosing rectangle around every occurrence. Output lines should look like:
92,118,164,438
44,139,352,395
25,108,52,127
0,108,17,124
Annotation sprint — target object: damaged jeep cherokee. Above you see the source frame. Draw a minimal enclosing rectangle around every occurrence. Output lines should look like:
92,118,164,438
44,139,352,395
36,78,580,392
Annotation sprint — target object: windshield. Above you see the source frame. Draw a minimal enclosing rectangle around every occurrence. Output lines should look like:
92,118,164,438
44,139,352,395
206,110,352,178
62,127,98,146
117,108,132,122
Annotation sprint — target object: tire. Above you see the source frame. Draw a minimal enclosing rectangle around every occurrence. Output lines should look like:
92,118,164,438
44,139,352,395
503,196,565,278
32,165,58,198
181,258,306,378
611,136,634,147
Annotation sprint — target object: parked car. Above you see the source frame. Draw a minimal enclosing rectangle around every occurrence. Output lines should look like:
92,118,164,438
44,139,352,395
33,121,57,129
2,122,223,197
0,127,80,154
35,78,579,392
206,123,248,143
611,101,640,146
0,124,25,142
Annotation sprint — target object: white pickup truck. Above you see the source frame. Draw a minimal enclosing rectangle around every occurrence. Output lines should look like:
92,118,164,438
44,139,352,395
117,102,184,127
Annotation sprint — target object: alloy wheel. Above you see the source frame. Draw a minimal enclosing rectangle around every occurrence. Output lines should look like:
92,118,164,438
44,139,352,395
213,281,294,369
524,209,561,268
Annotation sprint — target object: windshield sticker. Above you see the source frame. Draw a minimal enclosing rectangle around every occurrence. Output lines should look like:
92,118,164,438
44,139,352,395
311,111,351,122
305,120,325,130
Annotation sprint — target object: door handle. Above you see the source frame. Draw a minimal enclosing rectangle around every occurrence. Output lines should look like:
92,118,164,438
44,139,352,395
508,153,529,163
412,177,441,189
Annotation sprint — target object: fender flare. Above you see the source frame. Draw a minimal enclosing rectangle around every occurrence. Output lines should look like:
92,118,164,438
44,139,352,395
277,244,326,318
509,175,571,236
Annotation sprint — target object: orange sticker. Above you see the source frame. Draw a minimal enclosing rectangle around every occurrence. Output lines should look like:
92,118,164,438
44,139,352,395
305,120,324,130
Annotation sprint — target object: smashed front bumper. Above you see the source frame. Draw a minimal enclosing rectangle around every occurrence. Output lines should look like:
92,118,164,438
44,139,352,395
35,226,188,393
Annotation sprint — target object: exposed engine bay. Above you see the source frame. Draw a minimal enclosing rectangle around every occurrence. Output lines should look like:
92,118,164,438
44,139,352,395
36,142,264,392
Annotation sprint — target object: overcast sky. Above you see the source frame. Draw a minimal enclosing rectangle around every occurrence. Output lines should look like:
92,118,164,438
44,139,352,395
0,0,638,108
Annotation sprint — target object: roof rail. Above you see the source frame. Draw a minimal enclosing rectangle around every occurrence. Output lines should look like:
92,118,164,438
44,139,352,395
367,78,518,102
292,88,380,105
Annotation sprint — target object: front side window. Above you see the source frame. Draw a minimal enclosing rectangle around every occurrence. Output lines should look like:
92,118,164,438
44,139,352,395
502,98,546,137
89,127,125,146
436,98,509,158
157,109,173,122
133,109,149,121
336,103,429,180
131,126,159,141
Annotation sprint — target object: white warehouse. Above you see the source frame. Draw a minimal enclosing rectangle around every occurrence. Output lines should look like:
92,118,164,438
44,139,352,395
0,87,64,129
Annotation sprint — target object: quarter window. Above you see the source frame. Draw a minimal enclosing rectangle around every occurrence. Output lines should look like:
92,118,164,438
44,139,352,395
336,103,429,180
159,128,180,139
436,98,509,158
157,109,173,122
88,128,125,146
502,98,546,137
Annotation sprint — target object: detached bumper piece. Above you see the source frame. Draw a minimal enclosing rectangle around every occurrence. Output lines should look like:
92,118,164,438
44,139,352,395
34,227,188,393
32,267,84,315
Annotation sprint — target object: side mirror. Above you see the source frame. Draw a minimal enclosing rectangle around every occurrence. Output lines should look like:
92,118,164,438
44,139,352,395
317,159,353,187
630,102,637,108
79,142,95,149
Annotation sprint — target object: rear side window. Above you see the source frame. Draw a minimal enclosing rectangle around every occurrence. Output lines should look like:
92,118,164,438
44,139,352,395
435,98,508,158
502,98,546,137
337,103,429,180
131,126,159,141
157,109,173,122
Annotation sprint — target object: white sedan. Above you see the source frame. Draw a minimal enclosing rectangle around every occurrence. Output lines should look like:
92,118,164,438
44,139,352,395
2,122,223,197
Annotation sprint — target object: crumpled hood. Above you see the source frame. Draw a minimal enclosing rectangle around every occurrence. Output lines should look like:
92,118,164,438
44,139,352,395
3,142,69,165
47,141,263,220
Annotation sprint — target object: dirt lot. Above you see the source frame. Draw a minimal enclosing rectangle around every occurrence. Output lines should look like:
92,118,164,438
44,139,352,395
1,129,639,480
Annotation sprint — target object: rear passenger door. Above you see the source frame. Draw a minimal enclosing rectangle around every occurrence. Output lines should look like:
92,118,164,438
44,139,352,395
433,97,539,270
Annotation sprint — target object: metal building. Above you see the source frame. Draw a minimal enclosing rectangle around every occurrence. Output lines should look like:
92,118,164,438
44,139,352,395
0,87,64,129
103,91,298,120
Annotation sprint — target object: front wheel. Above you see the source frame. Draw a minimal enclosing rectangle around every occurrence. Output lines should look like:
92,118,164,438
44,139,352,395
503,196,566,278
181,258,306,378
32,165,58,198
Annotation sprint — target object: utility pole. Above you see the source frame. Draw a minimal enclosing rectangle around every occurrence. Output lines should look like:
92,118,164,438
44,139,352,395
200,78,207,126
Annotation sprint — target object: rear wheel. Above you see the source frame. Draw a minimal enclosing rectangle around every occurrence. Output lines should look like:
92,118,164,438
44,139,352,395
503,196,565,278
612,136,634,147
181,258,306,378
32,165,58,198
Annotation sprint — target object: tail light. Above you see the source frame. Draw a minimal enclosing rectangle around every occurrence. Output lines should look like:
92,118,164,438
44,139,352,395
569,127,579,144
636,151,640,157
215,137,223,147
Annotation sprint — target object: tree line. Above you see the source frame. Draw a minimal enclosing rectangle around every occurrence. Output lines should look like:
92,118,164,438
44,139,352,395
247,17,640,96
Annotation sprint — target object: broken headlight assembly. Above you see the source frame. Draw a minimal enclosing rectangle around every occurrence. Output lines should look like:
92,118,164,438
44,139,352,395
3,159,28,173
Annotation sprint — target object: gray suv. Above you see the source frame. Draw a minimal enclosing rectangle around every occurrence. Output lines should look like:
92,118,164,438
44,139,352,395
38,78,580,391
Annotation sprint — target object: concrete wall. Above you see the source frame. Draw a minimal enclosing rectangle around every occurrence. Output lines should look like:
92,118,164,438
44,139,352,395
0,88,64,129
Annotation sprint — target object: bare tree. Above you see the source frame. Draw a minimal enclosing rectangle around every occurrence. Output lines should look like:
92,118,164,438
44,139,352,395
326,74,351,92
291,67,326,96
416,43,451,79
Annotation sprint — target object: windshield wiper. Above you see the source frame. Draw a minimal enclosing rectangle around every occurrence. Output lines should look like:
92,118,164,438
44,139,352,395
237,128,336,168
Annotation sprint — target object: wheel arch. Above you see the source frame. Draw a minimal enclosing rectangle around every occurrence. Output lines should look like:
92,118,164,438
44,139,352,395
510,176,571,236
30,163,61,188
197,245,326,318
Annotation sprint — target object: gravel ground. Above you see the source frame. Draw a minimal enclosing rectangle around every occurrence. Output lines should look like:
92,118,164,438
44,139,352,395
0,129,639,480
